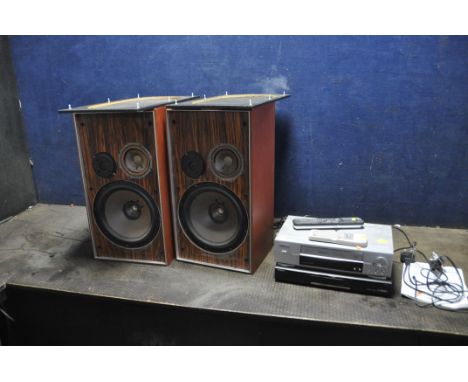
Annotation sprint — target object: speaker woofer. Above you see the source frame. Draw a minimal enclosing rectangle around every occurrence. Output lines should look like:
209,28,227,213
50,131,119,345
208,144,243,180
178,182,248,254
119,143,152,178
94,181,160,248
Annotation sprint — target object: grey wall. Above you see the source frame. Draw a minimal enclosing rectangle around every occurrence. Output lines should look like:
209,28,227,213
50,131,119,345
0,36,36,220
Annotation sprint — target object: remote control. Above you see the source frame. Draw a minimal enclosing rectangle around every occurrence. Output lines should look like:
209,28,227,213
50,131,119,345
293,217,364,230
308,230,368,247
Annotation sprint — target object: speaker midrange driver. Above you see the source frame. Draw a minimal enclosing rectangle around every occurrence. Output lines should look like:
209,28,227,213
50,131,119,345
208,144,243,181
119,143,152,178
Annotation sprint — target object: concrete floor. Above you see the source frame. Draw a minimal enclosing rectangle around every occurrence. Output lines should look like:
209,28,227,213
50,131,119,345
0,203,468,338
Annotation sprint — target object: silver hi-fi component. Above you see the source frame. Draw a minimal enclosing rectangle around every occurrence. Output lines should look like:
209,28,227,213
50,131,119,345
274,216,394,296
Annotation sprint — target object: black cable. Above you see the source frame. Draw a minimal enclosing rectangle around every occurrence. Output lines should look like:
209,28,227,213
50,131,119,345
403,257,467,310
0,216,14,226
394,246,412,253
442,255,466,292
392,225,414,248
273,216,286,230
0,306,15,322
402,266,433,308
397,226,468,311
404,266,444,305
416,249,429,262
412,275,433,308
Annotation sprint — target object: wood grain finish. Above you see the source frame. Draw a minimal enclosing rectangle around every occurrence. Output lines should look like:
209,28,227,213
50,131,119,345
168,108,276,273
168,110,250,271
154,107,175,264
250,103,275,272
74,109,173,264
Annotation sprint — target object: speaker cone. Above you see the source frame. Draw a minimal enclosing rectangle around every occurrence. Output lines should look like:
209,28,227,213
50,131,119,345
119,143,152,178
209,144,243,180
178,182,248,253
94,181,160,248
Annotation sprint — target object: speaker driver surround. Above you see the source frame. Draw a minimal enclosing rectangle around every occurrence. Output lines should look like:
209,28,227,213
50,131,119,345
208,144,243,180
178,182,248,254
119,143,152,178
94,181,160,248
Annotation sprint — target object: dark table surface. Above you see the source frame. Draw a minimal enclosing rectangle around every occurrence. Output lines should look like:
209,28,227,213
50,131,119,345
1,204,467,337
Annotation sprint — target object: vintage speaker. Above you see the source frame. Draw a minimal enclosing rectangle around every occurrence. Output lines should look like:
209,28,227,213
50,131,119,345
60,96,195,264
167,94,289,273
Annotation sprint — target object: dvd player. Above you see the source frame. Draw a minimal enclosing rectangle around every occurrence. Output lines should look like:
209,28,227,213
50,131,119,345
275,263,393,297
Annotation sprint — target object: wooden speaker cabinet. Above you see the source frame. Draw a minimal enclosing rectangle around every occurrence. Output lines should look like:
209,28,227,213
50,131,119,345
61,96,194,264
167,94,288,273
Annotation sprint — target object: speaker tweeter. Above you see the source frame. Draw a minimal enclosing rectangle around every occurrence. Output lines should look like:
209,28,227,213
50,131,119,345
92,152,116,178
181,151,205,179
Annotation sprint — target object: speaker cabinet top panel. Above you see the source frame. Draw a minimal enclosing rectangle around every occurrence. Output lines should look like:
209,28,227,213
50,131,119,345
168,93,290,110
59,96,197,113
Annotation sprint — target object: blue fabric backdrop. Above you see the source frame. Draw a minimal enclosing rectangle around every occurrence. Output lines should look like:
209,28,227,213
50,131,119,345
9,36,468,227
